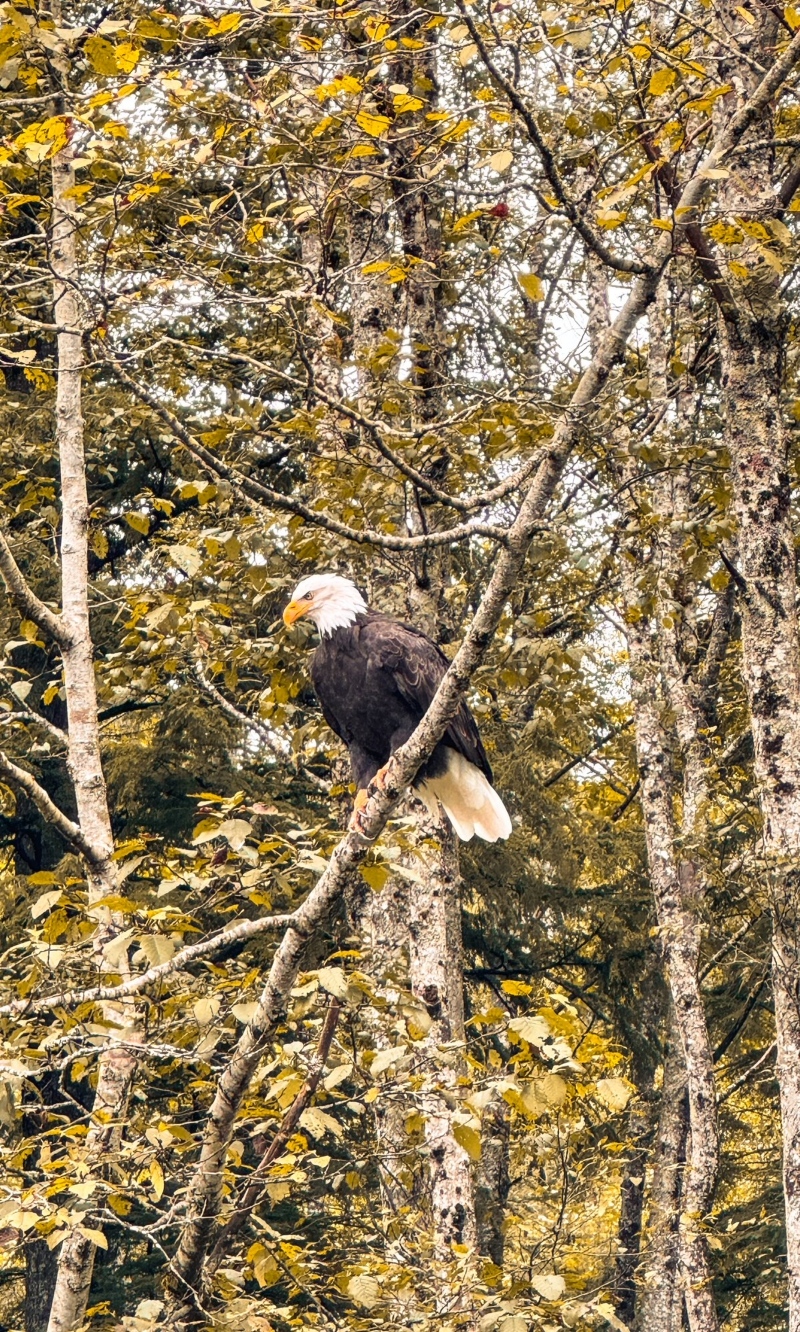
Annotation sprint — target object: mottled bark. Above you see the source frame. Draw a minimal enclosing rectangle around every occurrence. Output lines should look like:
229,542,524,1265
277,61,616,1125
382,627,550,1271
613,291,718,1330
26,1239,58,1332
41,24,137,1331
407,823,475,1258
474,1096,510,1266
638,1012,689,1332
712,13,800,1326
623,510,719,1332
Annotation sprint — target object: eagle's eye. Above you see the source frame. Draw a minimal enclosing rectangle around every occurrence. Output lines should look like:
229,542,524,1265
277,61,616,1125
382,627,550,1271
303,592,314,600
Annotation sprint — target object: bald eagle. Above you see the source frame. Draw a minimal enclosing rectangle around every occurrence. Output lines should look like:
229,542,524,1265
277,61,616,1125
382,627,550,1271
283,574,512,843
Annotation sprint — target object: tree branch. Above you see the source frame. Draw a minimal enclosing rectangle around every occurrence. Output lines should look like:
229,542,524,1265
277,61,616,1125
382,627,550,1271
453,0,651,277
205,996,342,1274
0,749,97,862
193,661,330,794
105,354,511,552
0,910,296,1017
0,532,67,645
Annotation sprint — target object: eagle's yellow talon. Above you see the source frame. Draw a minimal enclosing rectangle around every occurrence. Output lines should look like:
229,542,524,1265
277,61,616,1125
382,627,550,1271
348,789,376,840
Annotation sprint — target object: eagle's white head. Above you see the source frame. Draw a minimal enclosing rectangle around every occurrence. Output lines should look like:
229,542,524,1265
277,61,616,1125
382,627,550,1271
283,574,368,638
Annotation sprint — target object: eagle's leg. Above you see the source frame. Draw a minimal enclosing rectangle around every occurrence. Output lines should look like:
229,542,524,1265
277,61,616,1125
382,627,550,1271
348,765,391,838
348,787,373,839
369,763,391,793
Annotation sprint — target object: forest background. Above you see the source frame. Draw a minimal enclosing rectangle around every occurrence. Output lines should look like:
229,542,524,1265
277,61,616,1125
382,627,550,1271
0,1,799,1331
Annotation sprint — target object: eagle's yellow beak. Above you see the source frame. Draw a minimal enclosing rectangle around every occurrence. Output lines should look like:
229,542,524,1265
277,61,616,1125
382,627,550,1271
283,599,309,627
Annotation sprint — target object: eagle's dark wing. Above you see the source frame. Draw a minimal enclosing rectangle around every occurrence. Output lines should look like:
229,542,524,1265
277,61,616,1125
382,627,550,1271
362,614,493,781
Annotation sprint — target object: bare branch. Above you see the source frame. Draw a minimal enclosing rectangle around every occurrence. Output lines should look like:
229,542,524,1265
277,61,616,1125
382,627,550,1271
453,0,652,277
717,1041,776,1104
192,662,330,795
0,532,66,645
0,911,296,1017
206,996,342,1274
194,342,551,515
105,355,512,552
0,748,97,862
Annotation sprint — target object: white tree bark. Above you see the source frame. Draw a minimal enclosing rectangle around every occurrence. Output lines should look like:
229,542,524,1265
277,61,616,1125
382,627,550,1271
39,29,137,1332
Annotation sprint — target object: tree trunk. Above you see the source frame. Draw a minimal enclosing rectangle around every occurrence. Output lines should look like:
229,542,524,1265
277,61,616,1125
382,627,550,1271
638,1011,689,1332
620,284,720,1327
713,12,800,1325
42,24,137,1331
407,822,476,1258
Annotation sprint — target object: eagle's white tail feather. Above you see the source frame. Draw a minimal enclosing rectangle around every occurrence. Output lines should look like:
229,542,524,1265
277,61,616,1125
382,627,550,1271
416,748,512,843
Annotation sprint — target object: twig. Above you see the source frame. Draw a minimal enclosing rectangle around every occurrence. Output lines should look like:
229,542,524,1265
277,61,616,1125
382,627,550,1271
205,996,342,1275
193,662,330,794
717,1041,776,1104
105,354,511,553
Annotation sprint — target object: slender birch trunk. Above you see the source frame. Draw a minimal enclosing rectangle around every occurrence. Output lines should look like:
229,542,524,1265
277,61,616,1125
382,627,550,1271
622,560,719,1332
407,829,476,1257
709,12,800,1324
616,286,719,1332
41,25,137,1332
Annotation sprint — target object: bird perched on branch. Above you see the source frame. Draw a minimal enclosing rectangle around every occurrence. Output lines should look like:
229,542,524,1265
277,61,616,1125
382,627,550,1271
283,573,512,842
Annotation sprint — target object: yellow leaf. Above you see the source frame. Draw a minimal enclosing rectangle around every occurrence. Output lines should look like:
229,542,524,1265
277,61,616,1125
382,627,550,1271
453,1122,482,1161
266,1180,290,1202
458,42,477,64
24,142,55,164
115,42,140,73
125,512,150,536
530,1274,565,1301
31,888,62,918
28,871,58,888
85,35,118,76
149,1159,164,1201
501,979,532,995
595,1076,633,1111
787,5,800,29
362,260,392,274
347,1275,381,1309
107,1193,131,1216
648,66,677,96
207,10,242,34
393,92,424,113
360,863,390,891
518,271,545,301
356,110,391,137
453,209,483,233
79,1227,108,1250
